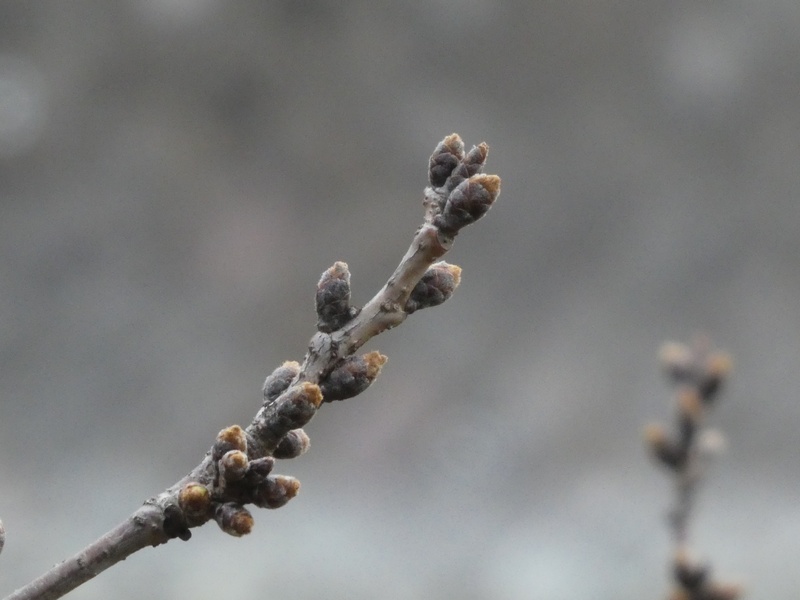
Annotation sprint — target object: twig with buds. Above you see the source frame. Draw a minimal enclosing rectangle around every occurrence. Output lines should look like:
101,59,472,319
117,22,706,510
644,338,742,600
3,134,501,600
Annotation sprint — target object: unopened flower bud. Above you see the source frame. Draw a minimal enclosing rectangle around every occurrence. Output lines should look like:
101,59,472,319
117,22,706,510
245,456,275,482
644,423,686,470
273,429,311,459
162,504,191,541
674,553,709,590
214,503,254,537
428,133,465,188
316,262,358,333
212,424,248,460
250,475,301,509
445,143,489,191
178,483,211,520
219,450,249,482
263,361,301,404
435,174,501,235
319,351,388,402
405,262,462,314
677,388,704,426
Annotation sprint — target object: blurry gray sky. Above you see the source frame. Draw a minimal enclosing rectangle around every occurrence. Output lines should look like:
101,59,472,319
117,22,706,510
2,2,800,598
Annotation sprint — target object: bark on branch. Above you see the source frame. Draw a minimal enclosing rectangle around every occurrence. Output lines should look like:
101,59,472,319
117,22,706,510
2,134,500,600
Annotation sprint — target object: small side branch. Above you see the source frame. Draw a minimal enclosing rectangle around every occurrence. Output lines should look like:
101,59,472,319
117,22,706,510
3,134,501,600
644,337,742,600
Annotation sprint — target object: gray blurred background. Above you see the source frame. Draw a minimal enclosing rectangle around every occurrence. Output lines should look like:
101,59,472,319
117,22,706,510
1,2,799,598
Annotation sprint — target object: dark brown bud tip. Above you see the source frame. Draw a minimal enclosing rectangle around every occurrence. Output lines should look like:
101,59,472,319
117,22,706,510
429,133,465,187
316,262,357,333
263,361,301,403
251,475,301,509
219,450,249,482
319,351,388,402
214,503,254,537
273,428,311,459
178,483,211,520
435,174,501,235
405,262,462,314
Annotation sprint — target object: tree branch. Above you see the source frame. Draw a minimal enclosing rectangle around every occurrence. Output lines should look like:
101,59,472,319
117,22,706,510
3,134,500,600
644,337,742,600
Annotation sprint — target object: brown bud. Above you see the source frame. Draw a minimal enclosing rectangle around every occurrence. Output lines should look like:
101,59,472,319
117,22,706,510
219,450,249,482
445,143,489,191
213,424,248,460
273,428,311,459
316,262,358,333
250,475,301,509
319,351,388,402
214,503,254,537
178,483,211,520
428,133,465,187
263,361,301,404
674,553,709,590
246,456,275,482
405,262,462,314
677,388,705,425
162,504,191,541
249,382,323,455
435,174,501,235
644,423,686,470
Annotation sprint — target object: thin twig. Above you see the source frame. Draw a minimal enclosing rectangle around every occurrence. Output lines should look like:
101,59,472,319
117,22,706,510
644,337,742,600
3,134,500,600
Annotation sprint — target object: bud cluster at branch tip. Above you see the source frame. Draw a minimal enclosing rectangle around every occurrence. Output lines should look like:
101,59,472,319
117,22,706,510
316,261,359,333
645,340,732,473
425,134,500,237
319,351,388,402
405,262,462,314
